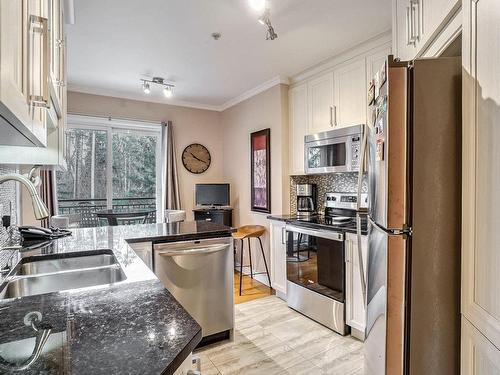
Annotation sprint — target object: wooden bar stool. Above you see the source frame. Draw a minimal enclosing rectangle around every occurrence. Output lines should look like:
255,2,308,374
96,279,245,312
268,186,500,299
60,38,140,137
232,225,272,296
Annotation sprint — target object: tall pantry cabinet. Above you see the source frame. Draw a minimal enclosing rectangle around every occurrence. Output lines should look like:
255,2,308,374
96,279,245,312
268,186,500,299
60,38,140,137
462,0,500,373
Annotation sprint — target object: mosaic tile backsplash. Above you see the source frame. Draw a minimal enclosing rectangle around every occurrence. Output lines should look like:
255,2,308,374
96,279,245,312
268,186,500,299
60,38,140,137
0,165,20,274
290,172,368,214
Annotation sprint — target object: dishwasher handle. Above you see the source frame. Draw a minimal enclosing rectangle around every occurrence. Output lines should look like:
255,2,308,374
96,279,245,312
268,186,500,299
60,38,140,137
157,243,230,257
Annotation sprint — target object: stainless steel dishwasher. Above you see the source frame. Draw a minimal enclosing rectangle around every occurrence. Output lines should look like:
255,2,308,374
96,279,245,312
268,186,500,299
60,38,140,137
153,237,234,345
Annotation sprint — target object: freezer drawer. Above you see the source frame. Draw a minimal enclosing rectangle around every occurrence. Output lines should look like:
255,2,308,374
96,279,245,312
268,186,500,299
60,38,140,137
365,220,409,375
153,237,234,338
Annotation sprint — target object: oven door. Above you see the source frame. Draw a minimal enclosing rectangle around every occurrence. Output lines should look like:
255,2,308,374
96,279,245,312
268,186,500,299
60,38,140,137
305,137,352,174
285,224,345,302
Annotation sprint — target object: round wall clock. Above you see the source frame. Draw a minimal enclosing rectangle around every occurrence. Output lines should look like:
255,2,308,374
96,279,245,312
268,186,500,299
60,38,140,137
182,143,211,174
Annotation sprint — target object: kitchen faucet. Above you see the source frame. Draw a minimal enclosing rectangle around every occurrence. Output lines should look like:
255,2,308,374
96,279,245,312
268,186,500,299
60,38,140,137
0,169,49,220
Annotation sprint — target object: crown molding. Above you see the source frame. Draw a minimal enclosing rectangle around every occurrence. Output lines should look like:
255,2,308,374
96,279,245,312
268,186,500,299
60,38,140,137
290,30,392,85
219,75,290,111
67,84,223,112
68,76,289,113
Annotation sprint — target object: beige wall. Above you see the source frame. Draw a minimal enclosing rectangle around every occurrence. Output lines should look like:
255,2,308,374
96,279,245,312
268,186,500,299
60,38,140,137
67,91,225,220
22,88,290,284
221,84,289,279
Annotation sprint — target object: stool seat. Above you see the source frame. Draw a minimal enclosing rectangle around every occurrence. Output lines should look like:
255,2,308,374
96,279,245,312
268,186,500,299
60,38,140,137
232,224,271,296
232,225,266,240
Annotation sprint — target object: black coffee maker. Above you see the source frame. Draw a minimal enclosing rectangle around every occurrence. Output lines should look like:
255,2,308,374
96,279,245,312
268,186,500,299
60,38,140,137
296,183,317,217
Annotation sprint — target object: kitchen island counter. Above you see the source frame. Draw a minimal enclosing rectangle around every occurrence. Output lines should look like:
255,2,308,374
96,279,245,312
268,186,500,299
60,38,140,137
0,221,234,374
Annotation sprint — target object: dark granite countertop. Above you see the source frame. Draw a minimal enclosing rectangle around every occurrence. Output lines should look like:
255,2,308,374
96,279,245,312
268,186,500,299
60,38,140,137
0,221,234,374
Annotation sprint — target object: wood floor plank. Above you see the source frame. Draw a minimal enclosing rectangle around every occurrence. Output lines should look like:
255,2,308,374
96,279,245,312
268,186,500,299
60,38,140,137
233,271,274,304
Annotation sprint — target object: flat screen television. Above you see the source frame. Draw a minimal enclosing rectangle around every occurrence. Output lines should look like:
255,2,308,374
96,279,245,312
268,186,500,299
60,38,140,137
195,183,230,206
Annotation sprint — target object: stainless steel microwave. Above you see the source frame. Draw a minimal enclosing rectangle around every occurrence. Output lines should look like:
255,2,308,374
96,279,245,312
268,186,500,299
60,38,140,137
304,125,363,174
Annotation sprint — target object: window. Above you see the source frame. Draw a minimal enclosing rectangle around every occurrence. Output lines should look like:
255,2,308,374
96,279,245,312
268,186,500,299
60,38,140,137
56,116,162,227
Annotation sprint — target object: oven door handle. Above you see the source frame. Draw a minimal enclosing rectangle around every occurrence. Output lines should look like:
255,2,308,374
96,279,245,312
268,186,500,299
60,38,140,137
285,225,343,241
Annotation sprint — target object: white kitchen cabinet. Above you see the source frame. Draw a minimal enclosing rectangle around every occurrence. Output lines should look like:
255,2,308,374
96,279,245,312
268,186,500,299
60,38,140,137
462,319,500,375
462,0,500,368
393,0,461,61
307,72,335,134
0,0,67,166
289,83,307,175
269,219,287,295
48,0,65,118
345,232,367,338
0,0,66,150
127,242,153,270
333,58,367,128
0,0,34,146
394,0,425,61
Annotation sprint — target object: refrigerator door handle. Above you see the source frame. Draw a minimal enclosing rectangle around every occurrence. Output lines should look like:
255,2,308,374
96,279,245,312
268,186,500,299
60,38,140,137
356,124,368,302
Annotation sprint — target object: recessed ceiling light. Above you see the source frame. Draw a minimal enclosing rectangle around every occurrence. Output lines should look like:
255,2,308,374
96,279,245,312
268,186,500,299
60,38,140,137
249,0,266,12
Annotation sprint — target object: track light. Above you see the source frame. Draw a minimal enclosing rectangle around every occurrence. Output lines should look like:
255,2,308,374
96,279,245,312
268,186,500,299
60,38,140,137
258,9,269,25
266,23,278,40
258,9,278,40
140,77,175,98
163,86,173,98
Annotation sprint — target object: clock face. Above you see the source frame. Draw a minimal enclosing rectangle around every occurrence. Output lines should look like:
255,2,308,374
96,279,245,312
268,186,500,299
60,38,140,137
182,143,211,174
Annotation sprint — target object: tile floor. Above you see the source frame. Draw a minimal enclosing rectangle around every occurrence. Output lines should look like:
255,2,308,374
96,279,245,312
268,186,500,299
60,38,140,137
195,296,364,374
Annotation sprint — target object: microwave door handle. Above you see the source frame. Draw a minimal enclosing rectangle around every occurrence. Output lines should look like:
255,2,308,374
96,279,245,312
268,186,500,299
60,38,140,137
357,124,368,211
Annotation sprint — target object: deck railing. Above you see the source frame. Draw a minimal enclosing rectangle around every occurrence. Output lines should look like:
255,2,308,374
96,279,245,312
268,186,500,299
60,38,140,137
58,197,157,227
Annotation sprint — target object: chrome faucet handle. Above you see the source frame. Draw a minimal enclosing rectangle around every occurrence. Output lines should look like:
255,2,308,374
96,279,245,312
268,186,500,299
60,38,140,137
28,165,42,187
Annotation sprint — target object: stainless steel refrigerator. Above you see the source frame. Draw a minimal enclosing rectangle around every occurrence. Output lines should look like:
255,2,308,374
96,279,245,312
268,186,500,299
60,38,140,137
361,56,461,375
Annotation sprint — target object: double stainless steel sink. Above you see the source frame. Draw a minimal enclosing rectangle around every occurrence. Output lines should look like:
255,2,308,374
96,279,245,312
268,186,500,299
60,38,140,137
0,250,127,299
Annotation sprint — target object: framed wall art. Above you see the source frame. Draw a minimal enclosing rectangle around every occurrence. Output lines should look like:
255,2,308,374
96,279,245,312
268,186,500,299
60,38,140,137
250,128,271,213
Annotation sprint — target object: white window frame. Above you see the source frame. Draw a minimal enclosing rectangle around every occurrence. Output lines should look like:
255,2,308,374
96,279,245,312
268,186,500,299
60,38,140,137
64,114,164,223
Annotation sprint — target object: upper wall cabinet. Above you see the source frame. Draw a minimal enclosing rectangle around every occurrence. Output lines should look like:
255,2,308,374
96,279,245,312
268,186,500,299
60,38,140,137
289,41,391,176
462,0,500,367
307,72,335,134
394,0,426,61
333,58,366,128
393,0,461,60
306,60,366,135
0,0,67,166
289,83,307,175
0,0,66,148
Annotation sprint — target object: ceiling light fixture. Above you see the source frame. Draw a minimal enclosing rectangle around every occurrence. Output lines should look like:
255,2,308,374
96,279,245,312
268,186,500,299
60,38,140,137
258,8,278,40
163,86,173,98
140,77,175,98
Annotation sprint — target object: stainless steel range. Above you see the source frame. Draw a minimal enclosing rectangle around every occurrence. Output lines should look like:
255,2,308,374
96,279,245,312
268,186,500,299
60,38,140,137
285,192,367,335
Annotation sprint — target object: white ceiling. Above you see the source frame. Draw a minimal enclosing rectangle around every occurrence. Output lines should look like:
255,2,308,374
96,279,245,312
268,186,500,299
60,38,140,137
67,0,392,110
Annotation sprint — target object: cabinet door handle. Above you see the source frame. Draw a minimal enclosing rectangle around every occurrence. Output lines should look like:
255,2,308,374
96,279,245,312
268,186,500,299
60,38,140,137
281,226,286,245
329,106,334,127
331,105,337,127
29,15,50,109
410,0,420,43
405,6,413,46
